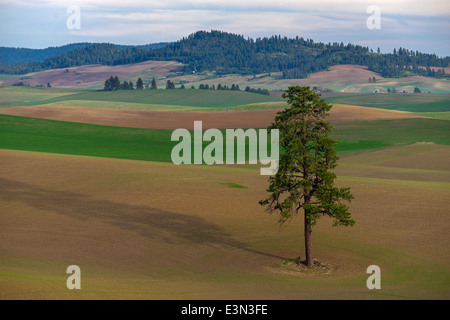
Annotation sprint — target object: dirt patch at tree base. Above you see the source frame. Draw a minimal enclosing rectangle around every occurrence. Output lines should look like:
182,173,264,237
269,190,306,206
265,258,341,276
282,257,339,274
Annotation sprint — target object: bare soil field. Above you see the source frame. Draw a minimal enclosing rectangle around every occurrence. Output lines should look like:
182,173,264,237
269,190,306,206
0,104,425,129
178,65,384,91
308,65,383,81
0,144,449,299
0,61,183,88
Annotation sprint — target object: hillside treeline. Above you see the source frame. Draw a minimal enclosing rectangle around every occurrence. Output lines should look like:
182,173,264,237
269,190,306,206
1,31,448,79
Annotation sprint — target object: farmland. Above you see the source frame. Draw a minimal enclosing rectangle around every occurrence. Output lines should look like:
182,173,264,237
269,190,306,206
0,86,449,300
1,144,449,299
0,86,284,109
2,63,450,94
0,115,449,162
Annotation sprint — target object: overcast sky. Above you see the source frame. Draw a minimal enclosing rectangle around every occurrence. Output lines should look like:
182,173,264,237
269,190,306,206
0,0,449,56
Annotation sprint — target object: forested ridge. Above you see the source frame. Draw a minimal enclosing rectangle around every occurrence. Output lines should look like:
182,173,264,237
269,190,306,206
1,30,448,79
0,43,92,64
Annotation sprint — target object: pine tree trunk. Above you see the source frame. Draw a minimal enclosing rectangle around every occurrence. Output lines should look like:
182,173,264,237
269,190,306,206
304,209,313,267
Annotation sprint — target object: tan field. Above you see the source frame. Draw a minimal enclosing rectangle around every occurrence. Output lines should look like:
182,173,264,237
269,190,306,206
0,61,183,88
0,104,424,129
2,63,447,93
308,65,383,81
1,142,449,299
172,65,384,91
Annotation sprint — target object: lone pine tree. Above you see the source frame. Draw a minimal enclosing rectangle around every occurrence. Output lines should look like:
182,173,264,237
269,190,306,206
260,86,355,267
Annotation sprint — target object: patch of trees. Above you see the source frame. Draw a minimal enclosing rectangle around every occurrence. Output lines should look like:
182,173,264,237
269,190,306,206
103,76,152,91
13,31,448,79
245,86,270,95
103,75,136,91
166,80,176,89
12,82,29,87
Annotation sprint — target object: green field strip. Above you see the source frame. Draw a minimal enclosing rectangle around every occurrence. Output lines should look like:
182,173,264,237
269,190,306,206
332,119,450,146
326,94,450,113
1,115,449,163
413,112,450,120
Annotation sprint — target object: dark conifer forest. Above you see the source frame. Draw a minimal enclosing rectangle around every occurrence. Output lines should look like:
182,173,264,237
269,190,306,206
1,30,448,79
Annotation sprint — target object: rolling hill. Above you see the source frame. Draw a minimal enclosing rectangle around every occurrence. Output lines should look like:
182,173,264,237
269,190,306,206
1,30,449,80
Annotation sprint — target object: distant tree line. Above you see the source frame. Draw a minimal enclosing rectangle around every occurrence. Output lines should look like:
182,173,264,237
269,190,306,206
244,86,270,95
375,86,424,94
196,83,269,95
103,76,269,95
12,81,52,87
1,31,449,80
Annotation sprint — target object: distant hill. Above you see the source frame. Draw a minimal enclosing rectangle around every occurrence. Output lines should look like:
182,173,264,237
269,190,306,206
0,43,92,64
0,42,169,65
0,30,448,79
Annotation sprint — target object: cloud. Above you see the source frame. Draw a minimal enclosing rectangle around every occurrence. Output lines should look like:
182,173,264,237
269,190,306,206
0,0,448,55
74,8,362,40
2,0,450,16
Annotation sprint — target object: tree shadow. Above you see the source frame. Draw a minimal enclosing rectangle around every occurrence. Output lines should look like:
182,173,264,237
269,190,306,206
0,177,287,260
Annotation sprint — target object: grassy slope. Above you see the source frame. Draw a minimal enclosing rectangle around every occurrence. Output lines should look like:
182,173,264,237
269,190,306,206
414,112,450,120
1,115,449,162
0,87,284,109
2,87,448,115
0,86,85,106
40,100,288,112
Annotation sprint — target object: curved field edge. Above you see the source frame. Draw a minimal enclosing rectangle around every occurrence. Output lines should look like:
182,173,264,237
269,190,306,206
38,100,288,112
0,86,86,106
0,87,284,109
414,112,450,120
